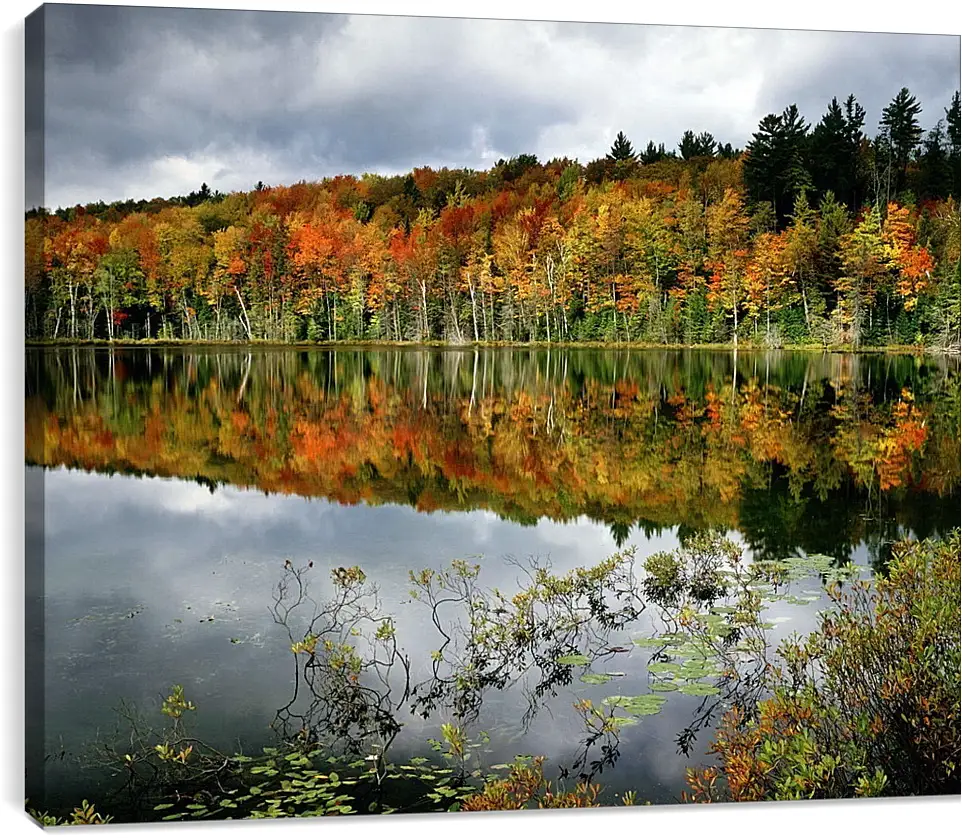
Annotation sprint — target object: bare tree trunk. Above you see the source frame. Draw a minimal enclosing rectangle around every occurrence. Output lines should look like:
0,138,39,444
766,278,771,345
88,296,97,339
611,283,618,340
545,256,556,343
68,282,77,339
181,292,193,341
448,286,463,343
468,279,479,342
732,286,739,348
420,280,428,341
234,286,253,340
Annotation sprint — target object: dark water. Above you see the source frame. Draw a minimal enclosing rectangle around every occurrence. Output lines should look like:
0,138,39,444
25,347,961,819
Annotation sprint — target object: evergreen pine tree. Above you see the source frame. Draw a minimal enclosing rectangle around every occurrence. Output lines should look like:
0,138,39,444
878,87,923,196
946,91,961,199
607,131,637,162
639,140,670,164
918,121,952,200
678,130,717,160
810,95,866,210
744,105,811,224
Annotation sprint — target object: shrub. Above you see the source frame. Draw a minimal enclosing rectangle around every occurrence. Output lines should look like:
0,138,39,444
460,756,601,811
686,532,961,801
28,800,112,826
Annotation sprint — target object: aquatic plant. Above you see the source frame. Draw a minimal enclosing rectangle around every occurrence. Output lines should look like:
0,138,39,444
27,800,113,826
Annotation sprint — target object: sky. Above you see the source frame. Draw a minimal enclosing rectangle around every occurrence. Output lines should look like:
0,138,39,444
27,3,962,211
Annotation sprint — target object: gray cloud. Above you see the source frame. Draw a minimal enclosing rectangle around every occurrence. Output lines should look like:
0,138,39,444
753,30,960,131
33,5,961,209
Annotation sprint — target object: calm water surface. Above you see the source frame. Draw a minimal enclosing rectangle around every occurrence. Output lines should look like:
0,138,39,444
25,347,961,819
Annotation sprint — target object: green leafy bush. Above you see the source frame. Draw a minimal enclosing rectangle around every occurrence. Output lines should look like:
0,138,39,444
687,532,961,801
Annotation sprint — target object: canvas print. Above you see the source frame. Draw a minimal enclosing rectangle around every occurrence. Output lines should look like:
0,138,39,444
23,2,961,826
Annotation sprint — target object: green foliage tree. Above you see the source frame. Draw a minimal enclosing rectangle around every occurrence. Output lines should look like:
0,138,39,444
744,105,812,224
810,95,867,210
639,140,671,164
678,130,717,160
945,90,961,199
606,131,636,162
878,87,923,197
917,120,953,201
557,164,582,202
716,142,740,160
687,533,961,802
835,205,887,347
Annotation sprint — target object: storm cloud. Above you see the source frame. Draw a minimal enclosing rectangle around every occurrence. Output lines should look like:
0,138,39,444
32,4,960,210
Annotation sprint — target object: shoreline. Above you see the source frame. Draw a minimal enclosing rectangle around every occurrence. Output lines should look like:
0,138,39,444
22,338,959,356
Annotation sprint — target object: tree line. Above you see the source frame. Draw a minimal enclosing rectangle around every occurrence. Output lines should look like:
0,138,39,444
25,88,961,349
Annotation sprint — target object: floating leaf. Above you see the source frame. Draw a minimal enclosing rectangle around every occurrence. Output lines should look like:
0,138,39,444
604,694,667,716
632,636,665,648
678,683,721,696
580,673,612,685
556,653,591,666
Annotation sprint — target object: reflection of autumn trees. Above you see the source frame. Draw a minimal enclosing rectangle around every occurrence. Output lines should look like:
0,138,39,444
26,349,959,557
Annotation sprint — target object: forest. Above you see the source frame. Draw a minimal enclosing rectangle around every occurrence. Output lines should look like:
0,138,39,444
25,88,962,349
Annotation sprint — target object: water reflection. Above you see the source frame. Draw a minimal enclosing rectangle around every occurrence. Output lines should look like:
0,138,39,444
26,347,961,562
25,347,960,819
33,482,794,821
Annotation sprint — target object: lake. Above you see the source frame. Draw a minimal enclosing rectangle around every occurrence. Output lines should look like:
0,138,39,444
24,346,961,821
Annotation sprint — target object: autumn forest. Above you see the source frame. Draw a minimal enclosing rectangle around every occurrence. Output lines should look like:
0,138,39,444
25,88,962,350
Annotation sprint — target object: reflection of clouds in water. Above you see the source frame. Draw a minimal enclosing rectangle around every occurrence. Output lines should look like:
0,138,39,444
38,464,867,808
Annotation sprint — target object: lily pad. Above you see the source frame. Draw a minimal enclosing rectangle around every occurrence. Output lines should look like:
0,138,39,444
580,673,612,685
678,683,721,697
632,636,668,648
679,665,720,680
556,653,591,666
604,694,668,716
